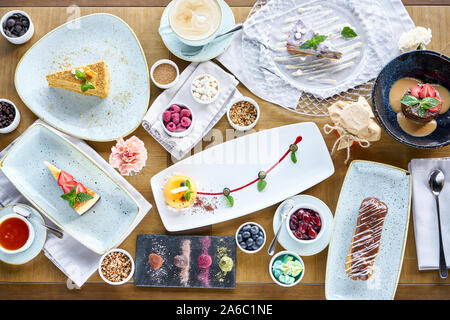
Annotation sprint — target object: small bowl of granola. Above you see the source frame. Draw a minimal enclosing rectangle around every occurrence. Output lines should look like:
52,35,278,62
227,96,260,131
98,248,135,285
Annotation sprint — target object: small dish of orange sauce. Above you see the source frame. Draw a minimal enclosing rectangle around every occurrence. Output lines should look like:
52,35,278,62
0,214,33,253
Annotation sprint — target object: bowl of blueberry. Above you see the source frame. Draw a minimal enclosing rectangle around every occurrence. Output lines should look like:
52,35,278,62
286,204,324,244
161,104,194,138
235,222,266,253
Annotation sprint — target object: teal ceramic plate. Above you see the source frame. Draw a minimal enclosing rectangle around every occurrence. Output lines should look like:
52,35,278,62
15,13,150,142
0,123,140,254
159,0,235,62
325,161,411,300
0,204,47,265
273,195,333,256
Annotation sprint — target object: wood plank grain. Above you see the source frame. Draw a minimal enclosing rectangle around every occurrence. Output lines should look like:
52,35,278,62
0,282,449,300
0,0,449,7
0,6,449,299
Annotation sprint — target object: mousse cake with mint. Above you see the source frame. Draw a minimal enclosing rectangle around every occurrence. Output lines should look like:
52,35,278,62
46,60,110,98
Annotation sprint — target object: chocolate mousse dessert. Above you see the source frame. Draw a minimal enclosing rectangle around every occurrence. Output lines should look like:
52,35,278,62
400,83,442,123
286,19,342,60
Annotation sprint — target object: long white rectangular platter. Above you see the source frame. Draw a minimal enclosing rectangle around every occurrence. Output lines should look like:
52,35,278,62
0,123,141,254
325,160,411,300
151,122,334,232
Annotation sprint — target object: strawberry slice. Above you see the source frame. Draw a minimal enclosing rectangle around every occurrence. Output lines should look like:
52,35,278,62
429,97,442,113
61,180,77,194
410,85,422,98
75,182,87,194
419,83,436,98
57,170,74,188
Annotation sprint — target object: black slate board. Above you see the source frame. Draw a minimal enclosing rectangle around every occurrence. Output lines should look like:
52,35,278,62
134,234,236,289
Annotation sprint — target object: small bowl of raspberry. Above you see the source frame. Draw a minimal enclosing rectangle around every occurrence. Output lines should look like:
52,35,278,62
285,204,324,244
161,104,194,138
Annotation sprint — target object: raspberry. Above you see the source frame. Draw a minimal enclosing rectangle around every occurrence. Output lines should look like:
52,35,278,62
169,104,181,113
166,122,176,132
171,112,180,124
162,110,171,123
180,108,191,118
181,117,191,128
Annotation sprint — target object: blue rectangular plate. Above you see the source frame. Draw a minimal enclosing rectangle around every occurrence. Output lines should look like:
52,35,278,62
0,123,140,254
325,160,411,300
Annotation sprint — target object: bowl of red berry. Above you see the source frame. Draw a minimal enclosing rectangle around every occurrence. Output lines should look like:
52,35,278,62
286,204,324,244
161,104,194,138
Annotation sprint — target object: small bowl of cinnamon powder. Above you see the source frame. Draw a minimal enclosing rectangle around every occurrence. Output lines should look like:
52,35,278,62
151,59,179,89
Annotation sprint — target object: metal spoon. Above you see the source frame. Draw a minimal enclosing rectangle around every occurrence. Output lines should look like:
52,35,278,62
429,169,447,279
181,23,244,57
13,205,64,239
268,199,295,256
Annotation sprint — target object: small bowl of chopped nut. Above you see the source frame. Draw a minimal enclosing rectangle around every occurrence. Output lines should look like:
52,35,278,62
226,97,260,131
191,74,220,105
98,248,135,285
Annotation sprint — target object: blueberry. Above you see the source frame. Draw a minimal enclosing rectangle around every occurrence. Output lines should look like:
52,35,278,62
252,233,258,240
237,234,243,242
246,238,254,247
250,226,259,235
239,241,247,249
256,237,264,246
180,181,185,187
258,231,264,237
251,243,259,250
242,231,250,239
242,225,251,232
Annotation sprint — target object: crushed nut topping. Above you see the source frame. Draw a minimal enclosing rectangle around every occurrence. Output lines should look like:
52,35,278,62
100,251,132,283
229,101,258,127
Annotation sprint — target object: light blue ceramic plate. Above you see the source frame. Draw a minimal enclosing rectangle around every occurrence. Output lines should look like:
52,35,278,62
273,195,333,256
325,160,411,300
14,13,150,142
0,204,47,265
159,0,235,62
0,123,140,254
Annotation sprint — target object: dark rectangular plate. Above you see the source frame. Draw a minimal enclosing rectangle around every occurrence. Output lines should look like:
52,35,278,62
134,234,236,289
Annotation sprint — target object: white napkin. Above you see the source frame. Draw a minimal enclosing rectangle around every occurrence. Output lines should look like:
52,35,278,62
409,158,450,270
217,0,415,109
142,61,241,160
0,120,152,287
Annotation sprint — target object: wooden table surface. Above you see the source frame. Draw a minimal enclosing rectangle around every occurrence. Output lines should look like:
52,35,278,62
0,1,449,300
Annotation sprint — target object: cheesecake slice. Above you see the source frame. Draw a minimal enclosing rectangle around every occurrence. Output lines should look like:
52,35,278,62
286,19,342,60
44,161,100,215
46,60,110,98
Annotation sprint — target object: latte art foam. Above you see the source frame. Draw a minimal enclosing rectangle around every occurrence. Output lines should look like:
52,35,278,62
169,0,222,41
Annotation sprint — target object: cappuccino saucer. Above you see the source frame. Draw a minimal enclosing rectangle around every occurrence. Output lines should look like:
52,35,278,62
159,0,235,62
0,204,47,265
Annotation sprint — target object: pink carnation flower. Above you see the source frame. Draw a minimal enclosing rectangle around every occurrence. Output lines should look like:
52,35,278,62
109,136,148,176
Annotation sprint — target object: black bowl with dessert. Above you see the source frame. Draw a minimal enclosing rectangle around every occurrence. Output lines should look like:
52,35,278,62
372,50,450,149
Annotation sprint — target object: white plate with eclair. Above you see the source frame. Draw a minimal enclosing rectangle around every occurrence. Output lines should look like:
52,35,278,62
325,160,411,300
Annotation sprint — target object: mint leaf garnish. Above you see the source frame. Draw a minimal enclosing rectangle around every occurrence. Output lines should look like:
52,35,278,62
225,195,234,207
400,95,420,106
184,190,193,202
61,185,93,208
401,95,440,117
76,192,94,202
185,180,191,189
257,179,267,192
81,80,95,92
341,26,357,38
301,34,327,50
75,70,87,81
291,152,297,164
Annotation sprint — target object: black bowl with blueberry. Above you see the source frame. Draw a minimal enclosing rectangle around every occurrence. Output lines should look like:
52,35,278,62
236,223,266,253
